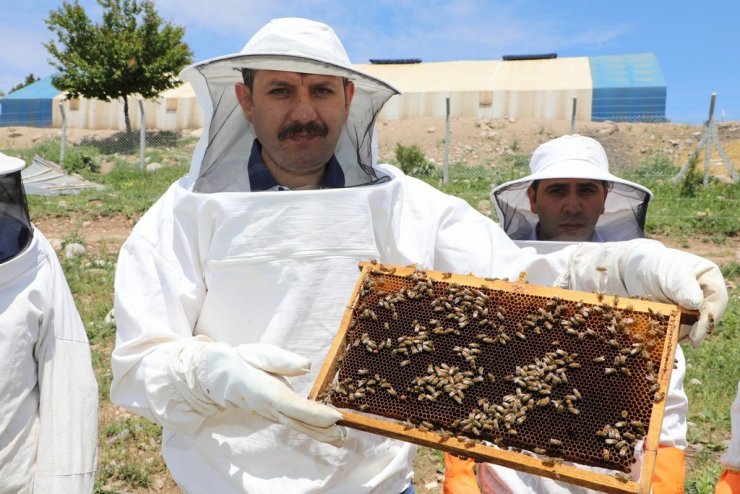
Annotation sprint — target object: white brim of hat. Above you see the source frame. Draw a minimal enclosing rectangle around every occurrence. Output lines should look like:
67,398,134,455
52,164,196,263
491,159,652,198
0,152,25,174
180,53,399,96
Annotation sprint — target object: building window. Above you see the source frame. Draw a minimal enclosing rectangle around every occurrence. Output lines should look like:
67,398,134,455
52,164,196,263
69,99,80,111
166,99,178,112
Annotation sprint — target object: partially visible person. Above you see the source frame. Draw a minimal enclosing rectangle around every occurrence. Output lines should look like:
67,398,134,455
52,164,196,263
444,135,686,494
0,152,98,492
716,383,740,494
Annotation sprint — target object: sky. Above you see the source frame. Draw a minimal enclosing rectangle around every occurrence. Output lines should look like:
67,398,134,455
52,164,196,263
1,0,739,124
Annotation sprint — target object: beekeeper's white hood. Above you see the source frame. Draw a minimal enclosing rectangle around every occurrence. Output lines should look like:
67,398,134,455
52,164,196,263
0,152,33,263
491,134,653,241
179,17,400,192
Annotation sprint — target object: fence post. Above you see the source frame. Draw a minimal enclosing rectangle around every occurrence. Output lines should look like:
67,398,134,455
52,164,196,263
444,96,450,184
570,96,577,134
672,92,737,185
138,98,146,169
59,103,67,165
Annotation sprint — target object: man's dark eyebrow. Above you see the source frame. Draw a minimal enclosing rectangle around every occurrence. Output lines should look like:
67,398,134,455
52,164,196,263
543,182,568,191
264,80,295,88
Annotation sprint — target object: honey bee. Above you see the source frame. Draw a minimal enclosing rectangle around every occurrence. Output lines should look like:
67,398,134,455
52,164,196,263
541,457,556,467
614,472,631,483
438,430,453,441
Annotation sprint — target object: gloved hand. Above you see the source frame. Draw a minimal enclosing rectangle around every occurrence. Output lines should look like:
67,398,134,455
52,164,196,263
562,239,728,346
651,446,685,494
443,453,481,494
201,342,346,446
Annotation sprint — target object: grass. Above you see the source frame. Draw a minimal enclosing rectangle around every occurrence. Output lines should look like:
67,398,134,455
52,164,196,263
683,262,740,493
17,137,740,492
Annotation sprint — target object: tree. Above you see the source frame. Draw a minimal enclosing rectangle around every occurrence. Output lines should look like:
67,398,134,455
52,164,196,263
8,74,41,94
45,0,193,132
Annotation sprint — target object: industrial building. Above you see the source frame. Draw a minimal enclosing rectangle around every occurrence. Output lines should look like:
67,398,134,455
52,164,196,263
0,52,665,129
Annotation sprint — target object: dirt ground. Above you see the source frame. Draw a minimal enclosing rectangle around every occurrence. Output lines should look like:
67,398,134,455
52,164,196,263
3,116,740,171
14,118,740,493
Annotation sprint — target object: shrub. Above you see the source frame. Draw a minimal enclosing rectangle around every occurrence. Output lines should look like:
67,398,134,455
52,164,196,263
395,143,436,177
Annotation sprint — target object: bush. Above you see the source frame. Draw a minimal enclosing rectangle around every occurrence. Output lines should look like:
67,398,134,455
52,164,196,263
395,143,436,177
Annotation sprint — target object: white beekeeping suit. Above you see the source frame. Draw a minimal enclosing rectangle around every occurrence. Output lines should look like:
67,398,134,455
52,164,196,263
110,17,727,494
0,152,98,493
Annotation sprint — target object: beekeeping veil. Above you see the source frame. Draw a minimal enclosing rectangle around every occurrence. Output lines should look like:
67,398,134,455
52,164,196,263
491,134,652,242
179,17,400,192
0,152,33,263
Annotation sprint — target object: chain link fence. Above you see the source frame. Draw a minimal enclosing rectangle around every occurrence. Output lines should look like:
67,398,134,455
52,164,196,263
0,101,197,178
1,93,737,199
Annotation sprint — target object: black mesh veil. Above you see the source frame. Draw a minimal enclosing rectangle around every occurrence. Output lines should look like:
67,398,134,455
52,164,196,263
0,169,33,263
492,181,651,241
490,134,653,242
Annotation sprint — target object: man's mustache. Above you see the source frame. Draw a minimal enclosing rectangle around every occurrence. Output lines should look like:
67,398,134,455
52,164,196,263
558,214,587,224
278,121,329,140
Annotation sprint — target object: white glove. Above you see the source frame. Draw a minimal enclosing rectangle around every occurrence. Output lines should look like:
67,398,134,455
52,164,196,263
201,342,345,446
562,239,728,346
721,382,740,471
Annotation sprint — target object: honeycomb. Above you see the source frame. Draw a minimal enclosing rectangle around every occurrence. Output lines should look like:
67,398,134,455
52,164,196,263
314,262,682,477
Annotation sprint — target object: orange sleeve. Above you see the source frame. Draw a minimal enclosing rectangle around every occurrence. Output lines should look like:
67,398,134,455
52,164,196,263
651,446,685,494
443,453,481,494
715,468,740,494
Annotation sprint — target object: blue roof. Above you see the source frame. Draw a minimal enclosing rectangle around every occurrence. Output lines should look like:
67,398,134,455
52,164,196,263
589,53,665,89
589,53,666,122
2,76,60,100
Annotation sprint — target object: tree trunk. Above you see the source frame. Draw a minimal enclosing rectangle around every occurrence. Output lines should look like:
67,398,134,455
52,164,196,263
123,96,131,133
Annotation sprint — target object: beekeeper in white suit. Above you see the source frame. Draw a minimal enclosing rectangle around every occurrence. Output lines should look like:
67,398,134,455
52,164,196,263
0,152,98,493
110,18,728,494
445,135,694,493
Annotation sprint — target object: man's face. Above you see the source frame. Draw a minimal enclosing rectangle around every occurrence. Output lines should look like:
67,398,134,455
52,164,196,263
527,178,608,241
236,70,354,180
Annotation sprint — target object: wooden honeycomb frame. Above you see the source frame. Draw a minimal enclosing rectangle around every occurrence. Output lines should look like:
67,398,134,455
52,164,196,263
309,262,695,493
